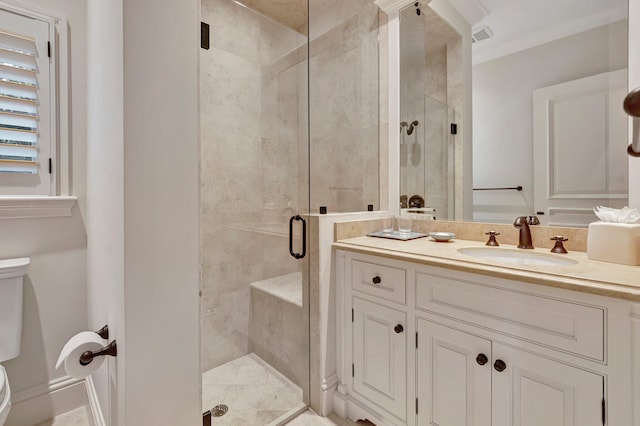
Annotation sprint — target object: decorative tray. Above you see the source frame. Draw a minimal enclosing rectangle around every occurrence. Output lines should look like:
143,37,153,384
367,231,428,241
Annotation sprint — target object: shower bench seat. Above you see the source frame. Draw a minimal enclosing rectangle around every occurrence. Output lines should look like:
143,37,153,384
249,272,306,389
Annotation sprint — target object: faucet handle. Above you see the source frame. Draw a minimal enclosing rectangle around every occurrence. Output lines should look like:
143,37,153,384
550,236,568,254
485,231,500,246
527,216,540,225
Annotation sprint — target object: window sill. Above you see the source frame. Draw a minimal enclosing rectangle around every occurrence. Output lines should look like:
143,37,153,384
0,196,77,219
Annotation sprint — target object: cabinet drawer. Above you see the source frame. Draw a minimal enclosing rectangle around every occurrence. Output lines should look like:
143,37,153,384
352,259,406,304
415,271,605,361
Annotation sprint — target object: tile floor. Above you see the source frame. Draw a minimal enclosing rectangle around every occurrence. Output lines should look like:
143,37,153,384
31,354,371,426
202,353,303,425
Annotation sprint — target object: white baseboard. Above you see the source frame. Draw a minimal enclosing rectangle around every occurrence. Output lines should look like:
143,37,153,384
332,390,398,426
5,376,88,426
85,376,105,426
320,374,338,416
332,387,348,419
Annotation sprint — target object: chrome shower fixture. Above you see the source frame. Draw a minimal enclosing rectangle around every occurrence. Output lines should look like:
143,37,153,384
406,120,419,135
414,2,421,15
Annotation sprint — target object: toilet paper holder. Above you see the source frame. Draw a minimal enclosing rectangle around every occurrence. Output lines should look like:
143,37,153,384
95,325,109,340
77,325,115,366
79,340,117,366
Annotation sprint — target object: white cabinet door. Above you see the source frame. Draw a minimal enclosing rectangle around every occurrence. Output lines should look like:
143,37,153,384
491,342,603,426
417,319,492,426
352,297,407,421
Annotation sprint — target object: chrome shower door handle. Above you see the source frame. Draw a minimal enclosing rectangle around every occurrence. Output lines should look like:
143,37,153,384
624,87,640,157
289,215,306,260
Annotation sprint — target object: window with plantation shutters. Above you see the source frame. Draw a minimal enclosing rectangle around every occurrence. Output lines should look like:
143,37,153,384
0,7,52,195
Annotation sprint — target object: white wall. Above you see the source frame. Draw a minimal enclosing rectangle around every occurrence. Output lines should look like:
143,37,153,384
121,0,201,424
2,0,88,425
472,21,628,223
86,0,123,424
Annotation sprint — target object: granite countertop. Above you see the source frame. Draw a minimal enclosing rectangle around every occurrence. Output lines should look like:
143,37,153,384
334,236,640,301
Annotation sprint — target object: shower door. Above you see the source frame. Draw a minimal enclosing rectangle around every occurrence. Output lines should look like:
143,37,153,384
423,95,456,219
199,0,311,423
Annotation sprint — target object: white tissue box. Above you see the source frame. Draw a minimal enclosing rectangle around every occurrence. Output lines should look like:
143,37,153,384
587,221,640,266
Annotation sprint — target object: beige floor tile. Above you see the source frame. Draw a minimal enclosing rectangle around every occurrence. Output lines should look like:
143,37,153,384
31,406,92,426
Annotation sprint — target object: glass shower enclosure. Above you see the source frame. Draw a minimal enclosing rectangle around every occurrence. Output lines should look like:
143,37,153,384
199,0,381,423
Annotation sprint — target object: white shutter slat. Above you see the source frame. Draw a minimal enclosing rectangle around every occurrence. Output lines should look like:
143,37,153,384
0,31,35,56
0,48,36,75
0,111,36,128
0,82,37,102
0,128,36,144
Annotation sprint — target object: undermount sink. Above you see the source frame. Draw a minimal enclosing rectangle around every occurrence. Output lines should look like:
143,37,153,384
457,247,578,267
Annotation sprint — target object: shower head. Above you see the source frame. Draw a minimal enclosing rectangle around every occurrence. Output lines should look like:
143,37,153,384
407,120,419,135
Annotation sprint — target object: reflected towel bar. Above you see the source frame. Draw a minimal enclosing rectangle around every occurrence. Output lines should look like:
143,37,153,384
473,186,523,191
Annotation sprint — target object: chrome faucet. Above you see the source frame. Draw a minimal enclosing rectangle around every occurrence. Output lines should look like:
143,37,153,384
513,216,540,249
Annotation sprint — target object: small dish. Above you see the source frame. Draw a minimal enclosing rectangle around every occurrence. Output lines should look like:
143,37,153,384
428,232,456,242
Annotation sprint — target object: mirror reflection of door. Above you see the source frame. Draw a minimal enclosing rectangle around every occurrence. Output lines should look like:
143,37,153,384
533,69,628,227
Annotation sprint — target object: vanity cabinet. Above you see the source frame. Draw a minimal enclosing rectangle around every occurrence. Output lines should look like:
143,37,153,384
417,320,602,426
352,297,407,421
416,320,491,426
334,250,630,426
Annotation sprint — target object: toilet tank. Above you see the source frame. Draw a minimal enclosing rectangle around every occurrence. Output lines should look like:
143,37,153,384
0,258,30,362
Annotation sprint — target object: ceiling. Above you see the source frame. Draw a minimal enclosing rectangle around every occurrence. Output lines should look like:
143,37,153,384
471,0,628,63
234,0,627,60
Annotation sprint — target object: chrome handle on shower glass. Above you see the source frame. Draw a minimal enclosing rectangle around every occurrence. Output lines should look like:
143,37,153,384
624,87,640,157
289,215,306,260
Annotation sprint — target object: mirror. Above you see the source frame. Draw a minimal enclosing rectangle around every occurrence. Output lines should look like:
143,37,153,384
399,0,629,227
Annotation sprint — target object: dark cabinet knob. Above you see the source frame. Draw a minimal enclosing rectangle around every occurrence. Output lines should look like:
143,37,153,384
494,359,507,372
394,324,404,334
476,353,488,366
372,276,381,285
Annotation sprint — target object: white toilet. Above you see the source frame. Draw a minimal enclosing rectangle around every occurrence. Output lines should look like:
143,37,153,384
0,258,30,426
